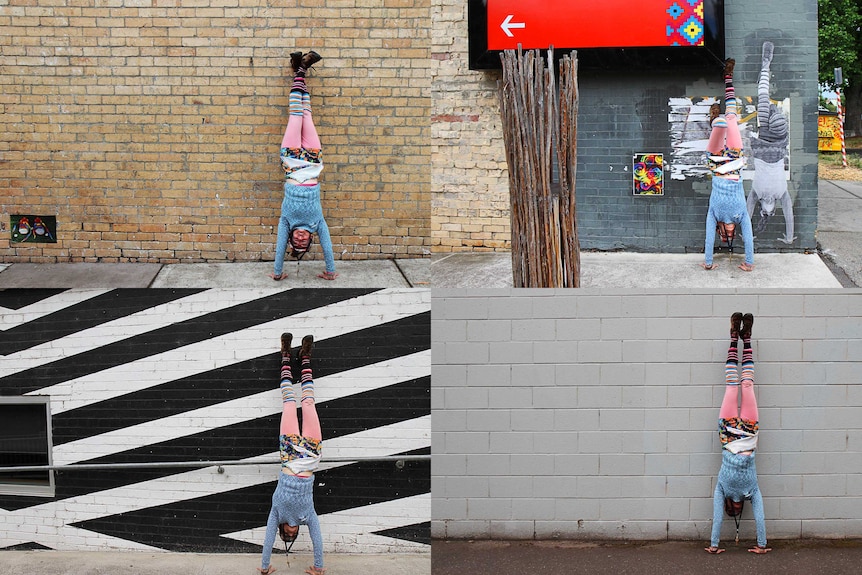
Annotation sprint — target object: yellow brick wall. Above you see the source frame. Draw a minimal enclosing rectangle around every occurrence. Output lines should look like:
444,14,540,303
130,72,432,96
0,0,431,263
431,0,510,252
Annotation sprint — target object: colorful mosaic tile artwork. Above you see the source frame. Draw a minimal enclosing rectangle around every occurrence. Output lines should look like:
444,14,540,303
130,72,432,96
666,0,704,46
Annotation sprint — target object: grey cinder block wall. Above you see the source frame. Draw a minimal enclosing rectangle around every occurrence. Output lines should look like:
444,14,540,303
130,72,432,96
431,290,862,541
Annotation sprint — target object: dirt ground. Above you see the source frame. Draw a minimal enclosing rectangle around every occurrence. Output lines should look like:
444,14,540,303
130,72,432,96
819,161,862,181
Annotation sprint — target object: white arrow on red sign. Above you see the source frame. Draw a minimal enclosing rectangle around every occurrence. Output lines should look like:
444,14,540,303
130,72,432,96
487,0,672,50
500,14,525,38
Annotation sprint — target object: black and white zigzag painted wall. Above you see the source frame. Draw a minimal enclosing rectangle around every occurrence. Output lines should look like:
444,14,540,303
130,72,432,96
0,288,430,555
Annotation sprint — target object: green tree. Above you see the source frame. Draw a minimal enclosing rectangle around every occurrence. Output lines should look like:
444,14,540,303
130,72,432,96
819,0,862,136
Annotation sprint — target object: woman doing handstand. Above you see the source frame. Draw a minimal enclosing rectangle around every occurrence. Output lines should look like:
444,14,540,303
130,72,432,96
271,51,338,282
706,313,771,555
702,59,755,272
258,333,326,575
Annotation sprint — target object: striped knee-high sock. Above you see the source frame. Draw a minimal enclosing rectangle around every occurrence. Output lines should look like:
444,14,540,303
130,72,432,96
302,92,311,115
726,340,740,385
300,355,314,402
292,69,308,94
741,340,754,386
725,70,737,117
289,90,304,117
281,359,296,403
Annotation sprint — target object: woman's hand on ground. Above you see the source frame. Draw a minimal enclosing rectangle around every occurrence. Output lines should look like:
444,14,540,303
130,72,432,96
317,271,338,281
738,263,754,272
700,262,717,270
704,546,725,554
258,566,277,574
305,566,327,575
748,545,772,554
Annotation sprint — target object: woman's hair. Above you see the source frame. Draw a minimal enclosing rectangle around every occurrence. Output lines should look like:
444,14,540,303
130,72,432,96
278,523,298,542
717,221,736,242
288,228,314,259
724,497,744,517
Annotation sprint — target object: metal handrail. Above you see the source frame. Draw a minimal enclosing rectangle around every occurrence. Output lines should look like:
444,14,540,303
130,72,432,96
0,454,430,473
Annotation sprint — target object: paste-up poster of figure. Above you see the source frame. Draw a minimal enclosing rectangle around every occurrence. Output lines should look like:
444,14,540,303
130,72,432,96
667,96,789,182
747,41,795,244
633,153,664,195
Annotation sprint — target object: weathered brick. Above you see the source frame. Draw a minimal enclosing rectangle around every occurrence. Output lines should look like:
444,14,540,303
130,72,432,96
2,1,431,263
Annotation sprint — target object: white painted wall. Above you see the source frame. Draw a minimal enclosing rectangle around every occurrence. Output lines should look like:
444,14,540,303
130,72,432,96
1,288,431,555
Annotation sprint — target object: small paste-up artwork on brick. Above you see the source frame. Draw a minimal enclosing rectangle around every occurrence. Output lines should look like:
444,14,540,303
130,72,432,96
11,215,57,243
633,153,664,195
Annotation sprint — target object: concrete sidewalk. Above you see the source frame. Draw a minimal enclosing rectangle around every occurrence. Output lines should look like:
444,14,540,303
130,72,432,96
432,539,862,575
1,551,429,575
431,178,862,289
0,259,430,289
431,252,842,289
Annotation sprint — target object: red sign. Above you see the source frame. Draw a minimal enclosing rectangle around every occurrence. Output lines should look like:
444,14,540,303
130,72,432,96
487,0,705,51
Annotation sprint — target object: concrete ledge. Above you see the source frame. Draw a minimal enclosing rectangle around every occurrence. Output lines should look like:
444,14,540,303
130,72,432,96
150,261,417,288
0,259,430,289
0,263,162,288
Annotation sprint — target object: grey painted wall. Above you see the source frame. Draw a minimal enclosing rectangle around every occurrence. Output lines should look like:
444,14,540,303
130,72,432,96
574,0,818,253
432,290,862,541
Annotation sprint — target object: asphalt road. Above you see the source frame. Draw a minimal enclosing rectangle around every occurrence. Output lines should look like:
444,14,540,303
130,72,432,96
431,539,862,575
817,179,862,287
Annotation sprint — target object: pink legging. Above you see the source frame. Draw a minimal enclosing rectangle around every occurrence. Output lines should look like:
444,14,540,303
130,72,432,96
280,397,322,441
720,344,758,421
281,104,321,150
706,109,743,155
720,383,758,421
